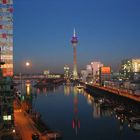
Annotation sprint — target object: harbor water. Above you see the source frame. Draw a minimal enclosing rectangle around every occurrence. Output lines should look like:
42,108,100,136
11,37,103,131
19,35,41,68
19,81,140,140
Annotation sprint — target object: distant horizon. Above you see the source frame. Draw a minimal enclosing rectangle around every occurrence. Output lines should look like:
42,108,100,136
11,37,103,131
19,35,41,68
13,60,122,75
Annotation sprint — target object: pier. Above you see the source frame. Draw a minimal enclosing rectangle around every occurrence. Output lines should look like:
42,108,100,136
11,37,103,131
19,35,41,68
86,84,140,103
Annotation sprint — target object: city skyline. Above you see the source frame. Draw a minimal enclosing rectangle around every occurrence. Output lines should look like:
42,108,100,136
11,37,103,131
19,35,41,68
14,0,140,74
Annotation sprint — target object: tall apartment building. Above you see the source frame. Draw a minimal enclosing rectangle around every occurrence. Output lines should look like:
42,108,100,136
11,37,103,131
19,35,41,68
0,0,14,137
0,0,13,77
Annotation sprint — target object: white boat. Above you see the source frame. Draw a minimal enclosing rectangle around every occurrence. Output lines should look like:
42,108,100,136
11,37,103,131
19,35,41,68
132,123,140,130
46,131,62,139
129,117,140,123
76,84,84,89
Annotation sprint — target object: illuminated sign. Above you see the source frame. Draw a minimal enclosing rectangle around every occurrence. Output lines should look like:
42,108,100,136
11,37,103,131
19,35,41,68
101,67,111,74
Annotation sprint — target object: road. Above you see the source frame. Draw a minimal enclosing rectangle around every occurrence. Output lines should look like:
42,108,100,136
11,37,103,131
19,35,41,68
14,100,48,140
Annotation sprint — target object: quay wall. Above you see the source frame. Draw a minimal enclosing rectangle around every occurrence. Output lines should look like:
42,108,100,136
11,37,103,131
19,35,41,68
85,84,140,104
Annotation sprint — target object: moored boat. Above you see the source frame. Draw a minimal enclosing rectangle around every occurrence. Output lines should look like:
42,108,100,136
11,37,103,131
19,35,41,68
76,84,84,89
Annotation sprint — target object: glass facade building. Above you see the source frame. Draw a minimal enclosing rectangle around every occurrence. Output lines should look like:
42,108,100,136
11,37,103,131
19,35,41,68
120,58,140,80
0,0,13,77
0,0,14,135
64,65,70,79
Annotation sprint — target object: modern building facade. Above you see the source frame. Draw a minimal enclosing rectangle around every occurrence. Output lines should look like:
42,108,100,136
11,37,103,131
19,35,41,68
0,0,13,77
86,65,92,74
120,58,140,80
80,61,104,84
99,66,111,85
0,70,14,131
0,1,14,138
71,29,78,80
43,69,50,78
64,65,70,79
91,61,104,82
80,70,88,82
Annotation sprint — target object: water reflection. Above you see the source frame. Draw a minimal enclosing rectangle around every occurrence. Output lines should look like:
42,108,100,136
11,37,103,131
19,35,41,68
37,88,40,94
72,90,80,135
43,88,46,93
36,86,59,94
83,90,140,133
64,84,140,134
24,81,33,113
17,82,140,140
64,85,70,96
26,83,31,96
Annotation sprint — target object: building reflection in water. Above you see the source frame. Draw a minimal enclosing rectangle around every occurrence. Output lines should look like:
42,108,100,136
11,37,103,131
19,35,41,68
93,103,101,118
83,90,140,133
119,119,124,133
43,88,47,94
24,81,33,113
25,83,140,134
87,94,93,105
26,83,31,96
64,85,71,96
73,86,78,94
37,88,40,94
36,87,53,94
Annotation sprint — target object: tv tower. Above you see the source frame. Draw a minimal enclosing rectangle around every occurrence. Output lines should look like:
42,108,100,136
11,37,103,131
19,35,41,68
71,29,78,80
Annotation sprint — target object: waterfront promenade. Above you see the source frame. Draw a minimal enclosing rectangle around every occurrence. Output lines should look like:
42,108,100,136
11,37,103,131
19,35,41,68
89,84,140,102
14,100,49,140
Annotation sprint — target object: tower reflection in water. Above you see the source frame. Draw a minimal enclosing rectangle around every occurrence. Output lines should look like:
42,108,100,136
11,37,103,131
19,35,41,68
72,88,80,136
64,85,81,135
34,83,140,135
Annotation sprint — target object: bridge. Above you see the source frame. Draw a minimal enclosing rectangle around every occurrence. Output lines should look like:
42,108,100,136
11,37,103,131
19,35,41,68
14,74,63,80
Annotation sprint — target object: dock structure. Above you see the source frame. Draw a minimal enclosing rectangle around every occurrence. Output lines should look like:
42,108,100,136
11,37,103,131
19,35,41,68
86,84,140,103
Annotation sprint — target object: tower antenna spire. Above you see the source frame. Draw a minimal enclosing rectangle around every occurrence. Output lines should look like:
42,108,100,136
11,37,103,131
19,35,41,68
73,28,76,37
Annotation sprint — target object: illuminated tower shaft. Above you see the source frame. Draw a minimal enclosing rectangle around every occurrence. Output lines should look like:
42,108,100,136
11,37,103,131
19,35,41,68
73,46,77,79
71,29,78,80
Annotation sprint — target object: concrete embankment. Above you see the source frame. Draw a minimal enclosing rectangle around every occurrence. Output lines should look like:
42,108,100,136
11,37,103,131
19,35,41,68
85,84,140,103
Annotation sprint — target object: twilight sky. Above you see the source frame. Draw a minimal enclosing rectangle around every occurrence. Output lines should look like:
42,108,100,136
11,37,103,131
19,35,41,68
14,0,140,74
